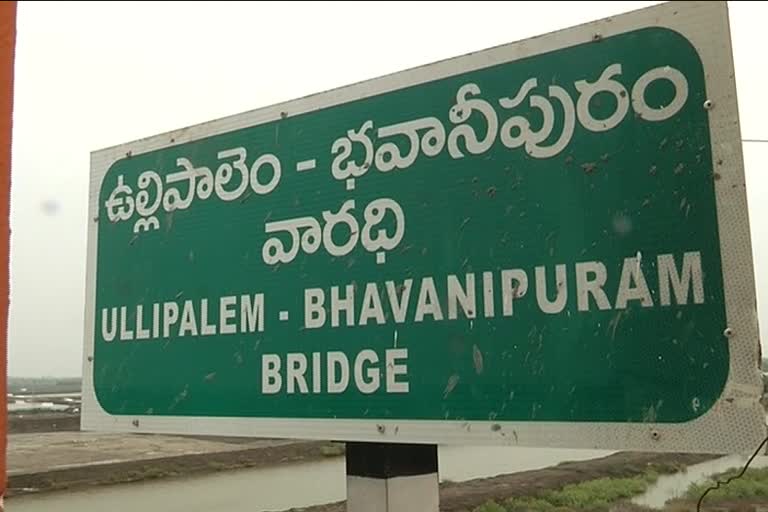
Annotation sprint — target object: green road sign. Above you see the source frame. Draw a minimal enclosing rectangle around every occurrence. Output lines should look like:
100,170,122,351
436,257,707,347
83,1,766,454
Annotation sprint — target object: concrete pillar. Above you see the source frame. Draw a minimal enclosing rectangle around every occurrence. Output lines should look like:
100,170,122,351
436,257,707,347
346,442,439,512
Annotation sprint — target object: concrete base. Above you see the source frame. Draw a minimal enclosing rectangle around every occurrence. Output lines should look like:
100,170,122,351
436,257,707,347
347,473,439,512
345,442,439,512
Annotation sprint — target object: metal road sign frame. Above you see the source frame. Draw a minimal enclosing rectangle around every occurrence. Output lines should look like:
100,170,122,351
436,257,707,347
82,1,766,454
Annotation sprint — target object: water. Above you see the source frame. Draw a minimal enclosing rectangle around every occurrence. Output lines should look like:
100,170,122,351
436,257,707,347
8,446,611,512
633,454,768,509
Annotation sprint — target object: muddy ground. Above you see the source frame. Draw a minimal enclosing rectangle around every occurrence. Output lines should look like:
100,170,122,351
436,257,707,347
4,413,737,511
9,412,80,434
279,452,717,512
7,437,343,498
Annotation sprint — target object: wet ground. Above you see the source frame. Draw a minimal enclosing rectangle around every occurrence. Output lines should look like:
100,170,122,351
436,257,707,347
8,431,295,475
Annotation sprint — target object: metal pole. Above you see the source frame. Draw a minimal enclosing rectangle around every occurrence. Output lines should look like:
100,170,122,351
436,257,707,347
0,3,17,510
346,442,439,512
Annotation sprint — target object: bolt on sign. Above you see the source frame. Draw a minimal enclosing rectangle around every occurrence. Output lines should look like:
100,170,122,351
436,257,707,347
83,1,766,454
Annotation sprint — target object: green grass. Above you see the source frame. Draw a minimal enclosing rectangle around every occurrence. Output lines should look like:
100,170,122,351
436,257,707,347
473,473,659,512
684,466,768,501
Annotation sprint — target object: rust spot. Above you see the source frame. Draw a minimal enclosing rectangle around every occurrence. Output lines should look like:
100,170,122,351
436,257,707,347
581,162,597,174
713,172,721,181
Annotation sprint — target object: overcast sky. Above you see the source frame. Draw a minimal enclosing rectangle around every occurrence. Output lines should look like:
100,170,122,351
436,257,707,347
7,1,767,377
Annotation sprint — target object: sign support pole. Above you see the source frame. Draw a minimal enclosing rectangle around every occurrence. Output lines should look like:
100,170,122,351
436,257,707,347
346,442,439,512
0,3,17,511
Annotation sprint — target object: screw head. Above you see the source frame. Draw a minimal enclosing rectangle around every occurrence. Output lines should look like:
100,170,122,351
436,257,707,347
724,327,734,338
592,33,602,42
376,424,385,434
651,430,661,441
703,99,714,110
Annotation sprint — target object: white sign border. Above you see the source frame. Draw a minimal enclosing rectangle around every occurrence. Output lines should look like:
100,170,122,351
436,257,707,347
83,0,767,454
